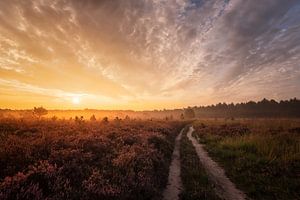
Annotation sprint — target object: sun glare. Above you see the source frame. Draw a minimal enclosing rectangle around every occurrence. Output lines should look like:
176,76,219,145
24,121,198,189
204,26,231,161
72,96,81,105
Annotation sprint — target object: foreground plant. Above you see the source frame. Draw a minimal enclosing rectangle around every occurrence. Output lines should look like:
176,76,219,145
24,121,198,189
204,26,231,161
0,119,185,200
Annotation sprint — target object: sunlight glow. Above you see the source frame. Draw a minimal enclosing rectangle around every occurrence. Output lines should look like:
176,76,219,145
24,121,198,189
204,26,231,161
72,96,81,105
0,1,298,110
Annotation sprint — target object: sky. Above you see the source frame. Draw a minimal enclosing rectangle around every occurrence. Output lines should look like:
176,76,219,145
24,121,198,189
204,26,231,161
0,0,300,110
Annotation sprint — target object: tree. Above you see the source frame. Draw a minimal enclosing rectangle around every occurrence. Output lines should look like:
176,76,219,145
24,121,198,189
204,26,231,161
184,107,195,119
75,116,84,124
90,115,96,121
51,116,58,121
102,117,109,124
124,115,130,121
114,117,121,122
192,98,300,118
33,107,48,119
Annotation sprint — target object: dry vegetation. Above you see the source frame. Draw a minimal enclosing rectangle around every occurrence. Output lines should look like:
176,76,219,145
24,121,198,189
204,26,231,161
0,117,185,200
1,114,299,200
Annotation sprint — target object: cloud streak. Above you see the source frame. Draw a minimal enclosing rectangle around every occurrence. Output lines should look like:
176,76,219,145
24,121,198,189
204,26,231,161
0,0,299,109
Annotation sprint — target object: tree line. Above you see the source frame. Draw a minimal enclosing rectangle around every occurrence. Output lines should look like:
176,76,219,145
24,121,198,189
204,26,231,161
191,98,300,118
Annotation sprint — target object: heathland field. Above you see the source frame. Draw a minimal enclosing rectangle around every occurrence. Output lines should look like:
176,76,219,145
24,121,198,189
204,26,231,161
0,118,185,199
191,119,300,200
0,117,299,200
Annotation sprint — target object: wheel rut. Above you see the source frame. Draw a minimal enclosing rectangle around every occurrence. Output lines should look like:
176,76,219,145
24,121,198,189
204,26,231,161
162,128,183,200
187,126,248,200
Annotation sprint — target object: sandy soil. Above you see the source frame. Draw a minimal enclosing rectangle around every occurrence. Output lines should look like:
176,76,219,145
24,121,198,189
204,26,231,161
187,126,248,200
162,128,183,200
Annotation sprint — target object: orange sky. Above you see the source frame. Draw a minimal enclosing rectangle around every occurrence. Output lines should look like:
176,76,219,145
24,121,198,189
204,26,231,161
0,0,299,110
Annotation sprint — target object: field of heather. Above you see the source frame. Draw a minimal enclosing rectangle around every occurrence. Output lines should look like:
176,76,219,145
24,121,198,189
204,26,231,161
1,0,299,199
0,118,185,200
1,118,299,200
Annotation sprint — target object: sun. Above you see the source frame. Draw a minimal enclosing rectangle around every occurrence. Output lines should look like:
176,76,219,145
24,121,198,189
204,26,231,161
72,96,81,105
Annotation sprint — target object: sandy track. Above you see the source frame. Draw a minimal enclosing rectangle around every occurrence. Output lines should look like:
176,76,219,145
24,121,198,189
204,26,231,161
187,126,248,200
162,128,183,200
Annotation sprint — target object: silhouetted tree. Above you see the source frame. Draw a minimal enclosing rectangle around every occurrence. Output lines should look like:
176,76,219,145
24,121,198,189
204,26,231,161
51,116,58,121
33,107,48,119
90,115,96,121
102,117,109,124
193,98,300,118
124,115,130,121
75,116,84,123
114,117,121,122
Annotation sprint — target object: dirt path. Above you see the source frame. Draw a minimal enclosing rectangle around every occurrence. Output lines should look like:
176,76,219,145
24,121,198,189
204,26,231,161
162,128,183,200
187,126,248,200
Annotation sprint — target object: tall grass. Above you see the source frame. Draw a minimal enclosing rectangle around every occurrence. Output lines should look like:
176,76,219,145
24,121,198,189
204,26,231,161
193,119,300,200
220,132,300,164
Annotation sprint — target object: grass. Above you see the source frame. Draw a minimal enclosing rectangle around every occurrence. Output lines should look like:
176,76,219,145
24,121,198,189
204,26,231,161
180,127,220,200
193,119,300,200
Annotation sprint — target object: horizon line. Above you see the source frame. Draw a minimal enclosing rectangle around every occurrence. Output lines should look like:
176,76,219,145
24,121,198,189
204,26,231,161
1,97,298,112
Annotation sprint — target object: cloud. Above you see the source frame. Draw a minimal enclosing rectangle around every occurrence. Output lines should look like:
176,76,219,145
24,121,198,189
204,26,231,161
0,0,299,109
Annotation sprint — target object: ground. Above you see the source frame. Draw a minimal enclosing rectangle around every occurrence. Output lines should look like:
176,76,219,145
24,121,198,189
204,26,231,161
0,118,299,199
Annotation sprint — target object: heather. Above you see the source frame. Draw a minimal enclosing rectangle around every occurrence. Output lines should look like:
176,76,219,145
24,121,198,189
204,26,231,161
0,118,185,200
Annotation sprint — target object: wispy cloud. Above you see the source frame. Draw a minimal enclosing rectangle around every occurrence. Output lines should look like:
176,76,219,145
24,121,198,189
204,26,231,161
0,0,299,109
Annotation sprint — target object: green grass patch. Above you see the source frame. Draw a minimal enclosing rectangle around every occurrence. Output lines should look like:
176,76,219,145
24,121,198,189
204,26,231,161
193,120,300,200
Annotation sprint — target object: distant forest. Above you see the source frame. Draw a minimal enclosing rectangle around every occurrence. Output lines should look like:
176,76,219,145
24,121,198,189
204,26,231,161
1,98,300,119
193,98,300,118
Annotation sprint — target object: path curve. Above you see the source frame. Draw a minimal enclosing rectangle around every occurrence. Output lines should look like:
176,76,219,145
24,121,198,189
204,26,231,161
187,126,248,200
162,128,183,200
